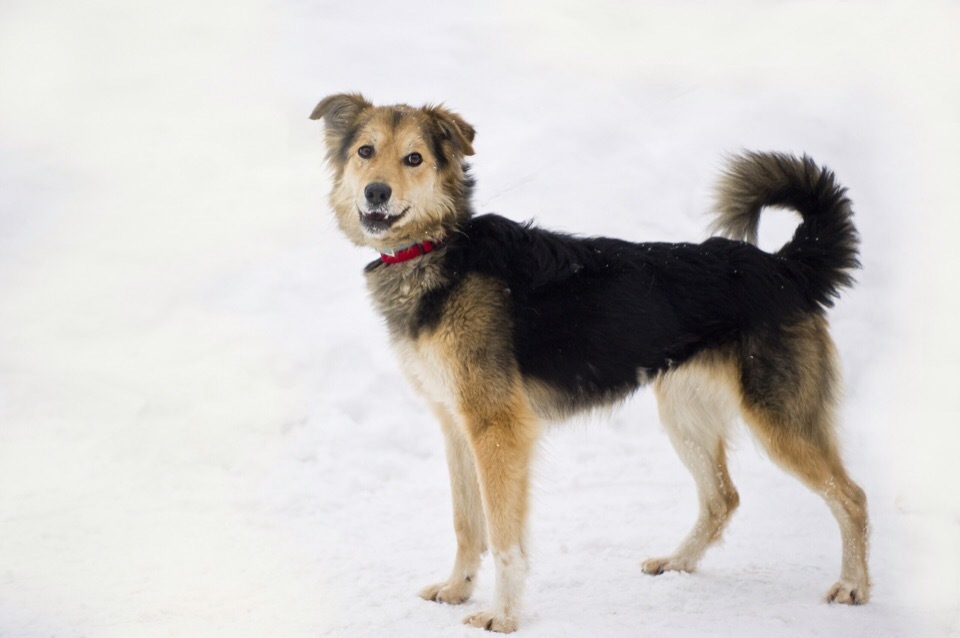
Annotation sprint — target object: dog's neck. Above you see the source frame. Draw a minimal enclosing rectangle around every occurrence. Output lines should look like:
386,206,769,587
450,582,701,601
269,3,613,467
364,237,452,340
379,239,443,264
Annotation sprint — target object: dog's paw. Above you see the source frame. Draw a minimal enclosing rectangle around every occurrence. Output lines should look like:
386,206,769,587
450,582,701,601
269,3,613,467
419,578,474,605
826,580,869,605
463,610,518,633
641,556,694,576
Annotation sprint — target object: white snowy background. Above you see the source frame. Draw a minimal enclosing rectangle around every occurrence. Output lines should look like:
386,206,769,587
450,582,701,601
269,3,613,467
1,1,958,636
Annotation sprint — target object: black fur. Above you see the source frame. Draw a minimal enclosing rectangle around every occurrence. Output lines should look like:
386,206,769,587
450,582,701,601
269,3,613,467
713,152,860,308
412,154,858,406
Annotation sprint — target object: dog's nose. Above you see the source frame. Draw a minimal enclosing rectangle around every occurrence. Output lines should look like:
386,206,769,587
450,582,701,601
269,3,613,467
364,182,392,205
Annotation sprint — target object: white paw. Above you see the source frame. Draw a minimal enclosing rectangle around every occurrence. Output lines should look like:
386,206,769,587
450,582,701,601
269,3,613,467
419,578,474,605
826,579,869,605
641,556,695,575
463,610,518,633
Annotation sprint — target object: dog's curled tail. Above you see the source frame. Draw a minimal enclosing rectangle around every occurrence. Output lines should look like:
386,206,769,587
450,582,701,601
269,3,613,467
710,151,861,308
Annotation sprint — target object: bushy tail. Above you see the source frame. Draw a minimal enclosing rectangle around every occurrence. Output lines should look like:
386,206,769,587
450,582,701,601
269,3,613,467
711,151,861,308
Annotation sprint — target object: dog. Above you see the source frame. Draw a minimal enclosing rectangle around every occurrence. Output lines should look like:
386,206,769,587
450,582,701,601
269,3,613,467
310,93,869,633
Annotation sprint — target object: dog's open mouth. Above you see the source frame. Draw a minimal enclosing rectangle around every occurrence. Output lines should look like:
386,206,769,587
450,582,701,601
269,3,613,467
359,207,409,234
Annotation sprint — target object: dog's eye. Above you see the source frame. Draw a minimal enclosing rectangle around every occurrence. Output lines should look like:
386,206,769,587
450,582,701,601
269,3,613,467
403,152,423,167
358,145,374,159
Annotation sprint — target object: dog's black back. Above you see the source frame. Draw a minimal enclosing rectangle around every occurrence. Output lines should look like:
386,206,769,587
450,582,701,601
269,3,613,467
416,216,804,402
412,152,857,409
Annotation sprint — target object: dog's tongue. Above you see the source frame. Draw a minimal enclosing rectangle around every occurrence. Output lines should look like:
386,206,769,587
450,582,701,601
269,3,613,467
366,212,388,222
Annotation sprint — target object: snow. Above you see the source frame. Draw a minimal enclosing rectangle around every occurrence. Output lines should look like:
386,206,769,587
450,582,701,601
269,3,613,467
1,1,959,636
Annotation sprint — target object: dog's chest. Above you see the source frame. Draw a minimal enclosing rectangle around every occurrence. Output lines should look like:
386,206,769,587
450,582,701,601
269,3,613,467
365,259,450,337
393,336,460,410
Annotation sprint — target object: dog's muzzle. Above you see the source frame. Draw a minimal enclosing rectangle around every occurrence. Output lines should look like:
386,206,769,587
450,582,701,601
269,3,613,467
359,181,408,234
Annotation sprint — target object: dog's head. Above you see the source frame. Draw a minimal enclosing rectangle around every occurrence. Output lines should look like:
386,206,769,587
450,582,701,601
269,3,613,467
311,93,476,252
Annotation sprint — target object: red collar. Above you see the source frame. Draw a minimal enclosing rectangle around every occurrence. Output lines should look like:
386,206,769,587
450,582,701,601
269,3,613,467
379,240,441,264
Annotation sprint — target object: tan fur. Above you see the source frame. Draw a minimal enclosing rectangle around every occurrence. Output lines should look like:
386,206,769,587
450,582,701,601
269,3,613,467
738,317,870,603
314,95,474,254
329,111,447,247
643,350,742,575
311,95,870,632
417,399,486,605
643,321,869,604
407,275,536,630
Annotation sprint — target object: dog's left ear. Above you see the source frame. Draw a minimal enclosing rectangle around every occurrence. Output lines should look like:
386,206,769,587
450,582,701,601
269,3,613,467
425,105,476,158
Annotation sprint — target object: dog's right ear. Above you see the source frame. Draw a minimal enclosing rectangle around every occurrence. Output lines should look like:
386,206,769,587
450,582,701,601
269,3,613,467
310,93,372,156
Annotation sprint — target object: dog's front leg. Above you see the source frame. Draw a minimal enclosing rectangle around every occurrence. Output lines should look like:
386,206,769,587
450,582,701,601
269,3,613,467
419,403,487,605
461,392,539,634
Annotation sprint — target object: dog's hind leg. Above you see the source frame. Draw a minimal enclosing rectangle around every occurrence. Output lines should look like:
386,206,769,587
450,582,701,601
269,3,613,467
419,402,487,605
739,319,869,603
744,404,869,603
643,354,741,575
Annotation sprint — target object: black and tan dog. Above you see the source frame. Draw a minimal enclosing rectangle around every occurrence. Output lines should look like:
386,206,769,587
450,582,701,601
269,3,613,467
310,94,869,632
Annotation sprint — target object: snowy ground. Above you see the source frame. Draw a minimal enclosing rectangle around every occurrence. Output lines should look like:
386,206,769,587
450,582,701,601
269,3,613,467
1,1,959,636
